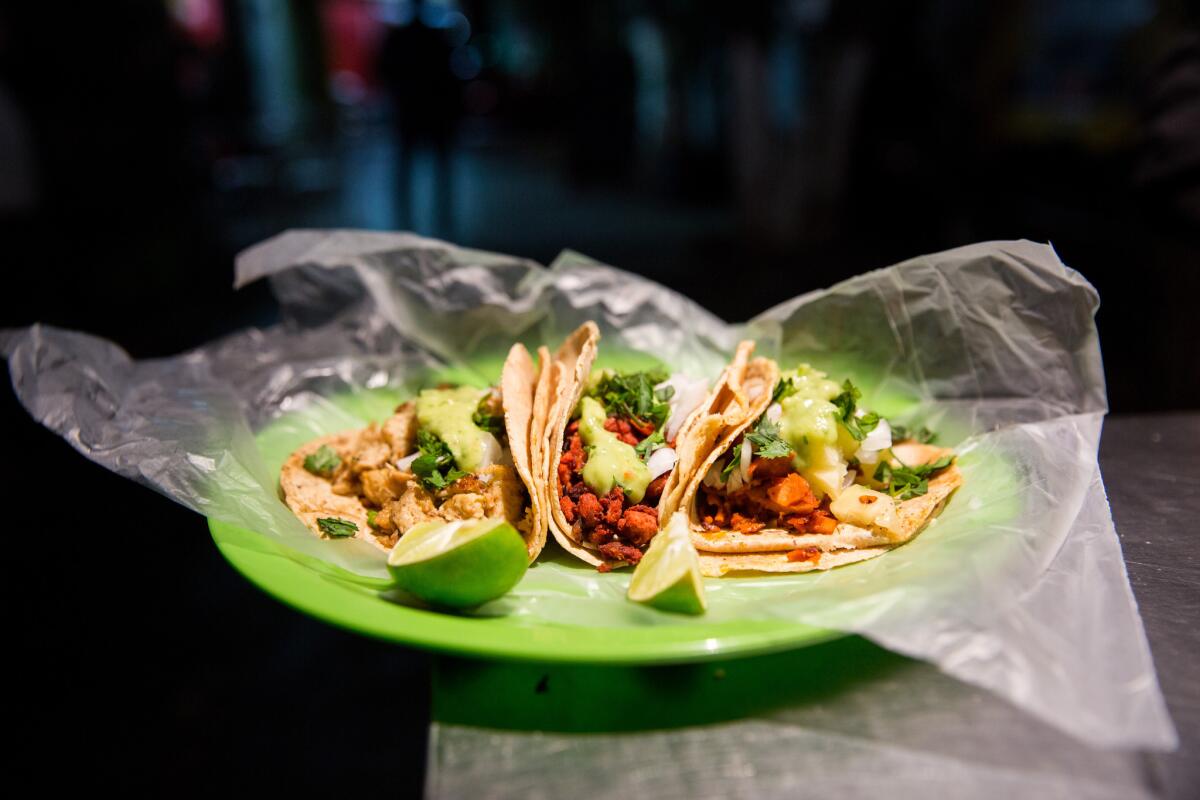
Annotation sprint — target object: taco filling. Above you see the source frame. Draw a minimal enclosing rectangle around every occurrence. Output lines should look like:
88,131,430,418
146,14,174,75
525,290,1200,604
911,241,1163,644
556,368,708,570
293,384,531,551
696,364,955,551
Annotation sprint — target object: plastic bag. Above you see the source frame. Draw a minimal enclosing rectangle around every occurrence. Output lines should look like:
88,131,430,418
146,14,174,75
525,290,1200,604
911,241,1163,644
2,230,1175,751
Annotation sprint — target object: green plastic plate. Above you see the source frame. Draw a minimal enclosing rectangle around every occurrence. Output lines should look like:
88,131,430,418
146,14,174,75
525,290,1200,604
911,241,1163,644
211,518,840,664
208,362,983,666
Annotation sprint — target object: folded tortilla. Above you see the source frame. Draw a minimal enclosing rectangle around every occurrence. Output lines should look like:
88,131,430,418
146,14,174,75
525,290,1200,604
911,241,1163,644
542,326,771,568
679,387,964,574
280,343,548,560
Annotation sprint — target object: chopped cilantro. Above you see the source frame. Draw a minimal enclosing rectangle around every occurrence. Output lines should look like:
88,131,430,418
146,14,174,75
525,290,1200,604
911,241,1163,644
587,369,673,429
720,451,740,481
832,380,880,442
303,445,340,477
771,377,798,404
745,417,792,459
891,423,938,444
317,517,358,538
411,429,468,490
472,395,505,437
873,455,954,500
635,428,666,461
366,509,379,529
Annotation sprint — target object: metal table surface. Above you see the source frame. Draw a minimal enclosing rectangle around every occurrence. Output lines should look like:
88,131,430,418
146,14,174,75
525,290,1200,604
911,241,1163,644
425,413,1200,799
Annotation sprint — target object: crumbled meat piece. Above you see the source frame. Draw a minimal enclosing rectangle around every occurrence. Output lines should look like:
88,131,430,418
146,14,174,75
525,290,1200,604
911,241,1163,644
730,512,764,534
560,494,577,523
588,522,616,545
360,468,406,507
603,488,624,525
578,493,603,526
786,546,822,563
643,473,669,505
618,506,659,547
597,541,644,570
382,402,418,457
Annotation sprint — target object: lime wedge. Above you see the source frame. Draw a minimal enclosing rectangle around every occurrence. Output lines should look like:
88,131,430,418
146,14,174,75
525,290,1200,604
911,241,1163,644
387,518,528,608
627,512,707,615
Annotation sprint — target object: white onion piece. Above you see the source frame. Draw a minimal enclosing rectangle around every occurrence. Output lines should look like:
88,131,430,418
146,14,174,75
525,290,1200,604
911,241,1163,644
739,439,752,481
477,433,502,470
841,469,857,490
858,418,892,454
645,446,678,480
702,461,724,488
395,452,418,472
766,402,782,423
726,465,744,493
857,449,881,464
656,374,709,442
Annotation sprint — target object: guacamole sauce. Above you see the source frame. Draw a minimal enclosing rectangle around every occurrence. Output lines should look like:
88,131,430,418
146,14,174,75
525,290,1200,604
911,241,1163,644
577,396,651,502
777,365,852,498
416,386,495,472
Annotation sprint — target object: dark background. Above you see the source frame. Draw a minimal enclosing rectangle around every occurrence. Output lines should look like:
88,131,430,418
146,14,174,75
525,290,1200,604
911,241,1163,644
2,0,1198,795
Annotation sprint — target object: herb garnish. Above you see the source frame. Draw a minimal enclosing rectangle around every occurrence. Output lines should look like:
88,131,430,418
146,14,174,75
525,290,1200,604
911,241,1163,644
470,407,504,438
745,417,792,459
411,429,467,490
771,377,798,404
587,369,674,429
720,450,740,481
891,423,938,444
303,445,341,477
873,455,953,500
635,428,666,461
317,517,358,538
366,509,379,529
832,380,880,442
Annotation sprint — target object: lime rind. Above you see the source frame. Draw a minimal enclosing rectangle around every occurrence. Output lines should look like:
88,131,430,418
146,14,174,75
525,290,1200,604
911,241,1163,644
386,518,528,608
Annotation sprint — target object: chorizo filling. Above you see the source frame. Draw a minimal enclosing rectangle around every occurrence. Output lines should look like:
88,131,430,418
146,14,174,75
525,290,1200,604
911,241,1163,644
556,369,703,571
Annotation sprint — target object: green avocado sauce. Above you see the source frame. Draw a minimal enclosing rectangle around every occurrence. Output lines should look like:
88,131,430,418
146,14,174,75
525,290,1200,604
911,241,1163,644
776,365,854,497
415,386,493,472
576,396,651,502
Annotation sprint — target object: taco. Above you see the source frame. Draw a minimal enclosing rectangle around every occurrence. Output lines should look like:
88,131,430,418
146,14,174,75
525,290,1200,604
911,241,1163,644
679,364,963,577
543,323,767,571
280,343,550,559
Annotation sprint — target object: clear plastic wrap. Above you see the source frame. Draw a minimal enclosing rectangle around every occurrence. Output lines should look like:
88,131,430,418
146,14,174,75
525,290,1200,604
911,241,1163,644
2,231,1176,753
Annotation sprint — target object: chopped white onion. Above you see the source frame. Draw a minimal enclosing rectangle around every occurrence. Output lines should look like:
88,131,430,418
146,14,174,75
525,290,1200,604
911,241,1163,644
477,433,502,470
702,460,724,488
841,469,857,490
656,374,710,442
395,452,418,472
739,439,752,481
645,446,677,480
858,418,892,455
766,402,782,422
726,464,744,493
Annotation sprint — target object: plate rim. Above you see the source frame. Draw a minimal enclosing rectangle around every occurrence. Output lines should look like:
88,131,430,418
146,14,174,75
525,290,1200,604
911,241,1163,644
209,518,844,665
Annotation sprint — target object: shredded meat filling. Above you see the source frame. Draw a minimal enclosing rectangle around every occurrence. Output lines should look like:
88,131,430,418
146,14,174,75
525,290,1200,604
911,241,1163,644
327,401,530,549
698,453,839,535
558,417,670,569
